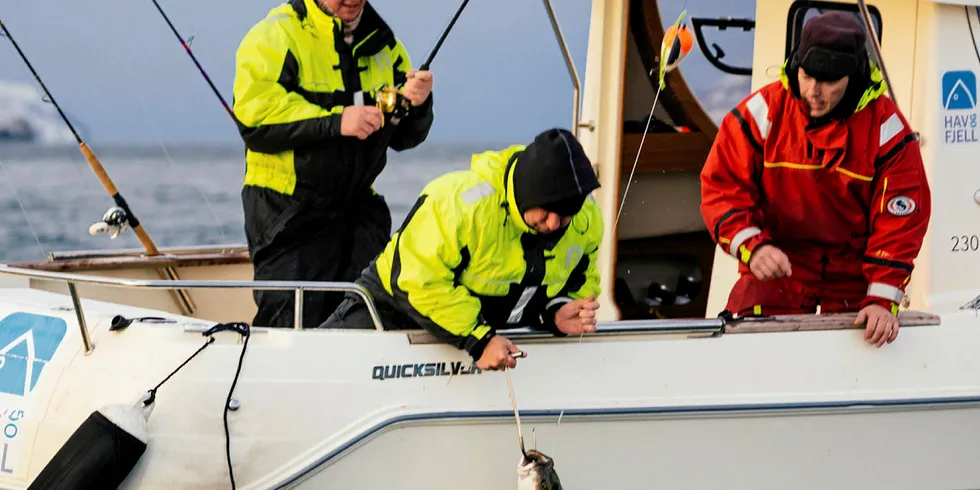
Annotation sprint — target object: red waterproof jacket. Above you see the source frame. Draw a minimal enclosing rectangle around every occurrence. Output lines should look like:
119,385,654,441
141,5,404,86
700,62,931,312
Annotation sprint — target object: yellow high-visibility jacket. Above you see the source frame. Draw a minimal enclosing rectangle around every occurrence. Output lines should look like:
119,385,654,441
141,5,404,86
357,145,605,360
232,0,434,205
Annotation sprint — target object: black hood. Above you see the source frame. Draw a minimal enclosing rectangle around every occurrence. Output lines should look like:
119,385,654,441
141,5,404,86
512,128,600,216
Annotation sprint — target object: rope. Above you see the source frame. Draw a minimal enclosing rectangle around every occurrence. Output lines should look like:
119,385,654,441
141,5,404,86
142,335,214,406
221,322,251,490
138,321,251,489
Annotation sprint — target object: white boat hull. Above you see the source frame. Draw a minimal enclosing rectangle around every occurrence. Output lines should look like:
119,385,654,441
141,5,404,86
1,287,978,489
0,0,976,488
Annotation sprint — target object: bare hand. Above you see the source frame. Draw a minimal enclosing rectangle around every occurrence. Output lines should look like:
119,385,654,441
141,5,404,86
748,245,793,280
854,304,899,348
555,294,600,335
340,106,383,140
476,335,520,371
402,69,433,106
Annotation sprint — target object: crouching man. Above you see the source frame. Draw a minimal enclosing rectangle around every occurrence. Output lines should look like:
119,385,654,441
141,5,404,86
320,128,604,370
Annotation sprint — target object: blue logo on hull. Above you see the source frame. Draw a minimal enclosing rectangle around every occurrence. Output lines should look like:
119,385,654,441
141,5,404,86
942,70,977,110
0,313,67,397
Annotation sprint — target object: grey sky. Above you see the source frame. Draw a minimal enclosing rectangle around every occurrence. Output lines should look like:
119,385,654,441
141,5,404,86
0,0,756,144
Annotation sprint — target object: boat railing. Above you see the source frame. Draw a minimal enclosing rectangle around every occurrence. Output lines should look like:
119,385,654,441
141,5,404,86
0,263,731,351
0,264,385,353
0,264,945,355
541,0,594,138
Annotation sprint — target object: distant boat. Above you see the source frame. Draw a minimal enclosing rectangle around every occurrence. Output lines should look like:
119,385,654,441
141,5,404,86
0,116,37,143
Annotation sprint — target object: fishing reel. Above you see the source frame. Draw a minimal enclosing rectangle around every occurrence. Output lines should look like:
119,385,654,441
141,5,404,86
88,206,130,239
374,84,413,128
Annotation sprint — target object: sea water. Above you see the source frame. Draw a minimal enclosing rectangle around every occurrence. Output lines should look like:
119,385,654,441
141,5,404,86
0,141,498,262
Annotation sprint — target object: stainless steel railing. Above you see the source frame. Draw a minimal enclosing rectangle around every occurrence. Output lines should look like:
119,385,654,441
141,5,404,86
0,264,384,354
0,264,731,356
542,0,595,138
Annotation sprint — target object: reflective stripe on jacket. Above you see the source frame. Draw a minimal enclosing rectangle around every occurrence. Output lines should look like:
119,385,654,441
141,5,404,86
232,0,434,205
700,61,931,311
358,146,605,360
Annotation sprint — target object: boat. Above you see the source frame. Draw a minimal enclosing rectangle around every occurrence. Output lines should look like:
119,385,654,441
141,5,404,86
1,0,980,488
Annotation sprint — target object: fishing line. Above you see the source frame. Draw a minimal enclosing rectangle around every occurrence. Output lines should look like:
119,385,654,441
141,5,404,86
615,5,691,227
504,366,528,458
574,5,692,453
105,15,229,245
147,0,234,121
131,91,230,245
616,82,666,227
0,159,45,259
0,16,196,315
151,137,230,245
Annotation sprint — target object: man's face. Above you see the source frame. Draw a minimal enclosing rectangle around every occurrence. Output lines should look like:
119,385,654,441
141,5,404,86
319,0,365,22
798,68,849,118
523,208,572,234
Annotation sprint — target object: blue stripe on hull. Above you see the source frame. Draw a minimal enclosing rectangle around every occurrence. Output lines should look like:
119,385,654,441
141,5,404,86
275,393,980,487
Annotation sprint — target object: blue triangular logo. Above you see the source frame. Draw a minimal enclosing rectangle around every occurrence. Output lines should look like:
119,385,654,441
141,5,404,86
942,71,977,110
0,313,67,397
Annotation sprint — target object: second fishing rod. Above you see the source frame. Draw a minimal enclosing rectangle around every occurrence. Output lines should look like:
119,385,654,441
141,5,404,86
375,0,471,123
148,0,471,125
0,18,196,315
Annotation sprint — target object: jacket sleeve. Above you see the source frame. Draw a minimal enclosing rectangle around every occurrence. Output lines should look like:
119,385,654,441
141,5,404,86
700,91,771,266
385,191,493,360
232,20,344,154
539,201,605,336
861,108,931,313
387,39,435,152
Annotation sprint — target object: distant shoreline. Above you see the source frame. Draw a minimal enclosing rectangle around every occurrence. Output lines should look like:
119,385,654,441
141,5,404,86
0,139,514,161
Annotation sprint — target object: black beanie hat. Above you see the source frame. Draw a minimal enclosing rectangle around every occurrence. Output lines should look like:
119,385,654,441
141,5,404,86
512,128,601,217
794,12,868,82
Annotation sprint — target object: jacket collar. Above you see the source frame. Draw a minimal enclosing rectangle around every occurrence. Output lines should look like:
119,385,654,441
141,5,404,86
779,58,888,117
291,0,396,56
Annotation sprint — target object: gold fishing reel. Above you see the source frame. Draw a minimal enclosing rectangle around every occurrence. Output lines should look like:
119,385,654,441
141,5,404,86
374,84,412,128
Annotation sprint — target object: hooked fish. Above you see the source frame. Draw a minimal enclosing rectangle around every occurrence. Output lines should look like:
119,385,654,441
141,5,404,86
517,449,562,490
505,366,562,489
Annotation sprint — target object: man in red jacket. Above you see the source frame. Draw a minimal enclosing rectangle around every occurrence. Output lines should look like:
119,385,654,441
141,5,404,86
700,11,931,348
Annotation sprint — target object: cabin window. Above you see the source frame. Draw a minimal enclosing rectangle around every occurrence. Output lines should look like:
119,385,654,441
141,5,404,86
785,1,884,60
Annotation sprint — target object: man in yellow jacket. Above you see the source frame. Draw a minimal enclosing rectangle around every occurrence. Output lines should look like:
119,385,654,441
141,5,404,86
232,0,435,328
321,128,604,371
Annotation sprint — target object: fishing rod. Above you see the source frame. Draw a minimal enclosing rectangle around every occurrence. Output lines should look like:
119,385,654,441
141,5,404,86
147,0,235,121
855,0,899,107
420,0,470,71
0,18,196,316
376,0,471,122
